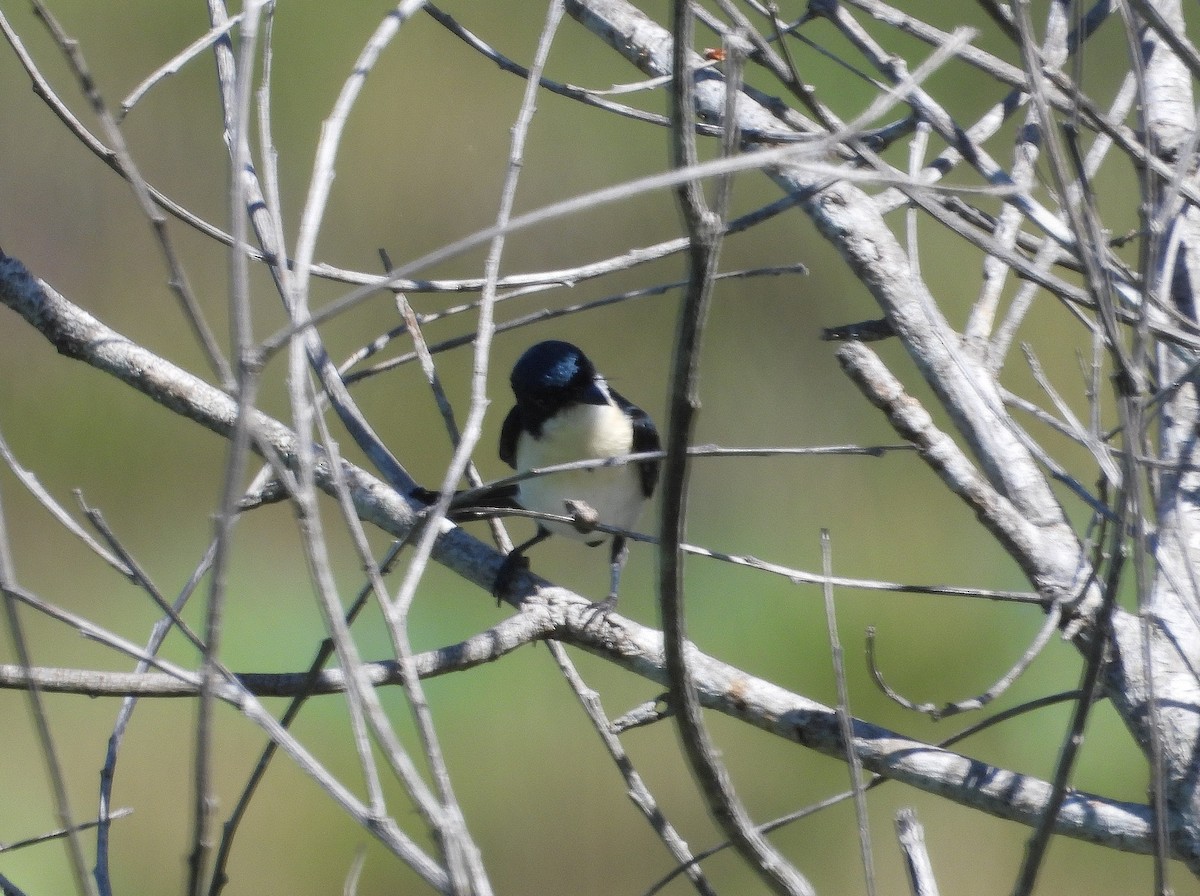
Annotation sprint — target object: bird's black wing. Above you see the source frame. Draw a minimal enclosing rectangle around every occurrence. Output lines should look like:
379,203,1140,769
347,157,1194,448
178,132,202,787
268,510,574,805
612,389,661,498
498,404,522,469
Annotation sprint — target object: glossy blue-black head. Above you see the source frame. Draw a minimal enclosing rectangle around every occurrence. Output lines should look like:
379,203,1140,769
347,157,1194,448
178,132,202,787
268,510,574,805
509,340,603,413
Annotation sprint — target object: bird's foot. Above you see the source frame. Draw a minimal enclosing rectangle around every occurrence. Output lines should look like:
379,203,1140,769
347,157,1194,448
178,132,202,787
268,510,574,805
582,594,618,630
493,552,530,606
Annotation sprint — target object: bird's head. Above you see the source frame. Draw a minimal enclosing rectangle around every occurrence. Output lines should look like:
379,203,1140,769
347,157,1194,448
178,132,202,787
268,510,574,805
510,340,607,414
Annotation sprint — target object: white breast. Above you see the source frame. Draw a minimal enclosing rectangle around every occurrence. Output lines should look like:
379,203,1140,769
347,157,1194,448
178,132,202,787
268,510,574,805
515,402,646,542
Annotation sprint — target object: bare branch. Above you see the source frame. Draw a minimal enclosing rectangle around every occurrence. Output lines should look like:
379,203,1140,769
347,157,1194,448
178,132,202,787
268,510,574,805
821,531,875,895
894,809,939,896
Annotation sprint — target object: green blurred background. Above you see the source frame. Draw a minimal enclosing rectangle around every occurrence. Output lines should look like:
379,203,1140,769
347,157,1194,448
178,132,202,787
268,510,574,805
0,2,1183,894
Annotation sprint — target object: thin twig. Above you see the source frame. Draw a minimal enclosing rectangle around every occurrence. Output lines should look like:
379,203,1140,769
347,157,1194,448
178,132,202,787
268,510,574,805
187,3,267,890
549,643,718,896
0,430,132,578
207,539,403,895
821,531,875,895
288,348,391,829
30,1,231,387
1011,470,1122,895
424,3,802,141
78,498,207,651
0,505,97,896
344,261,807,385
388,7,576,895
0,809,133,855
866,601,1062,720
119,14,244,117
1021,343,1121,483
96,533,216,896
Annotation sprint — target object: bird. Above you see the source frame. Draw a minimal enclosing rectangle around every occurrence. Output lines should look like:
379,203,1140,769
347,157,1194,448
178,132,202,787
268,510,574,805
495,339,661,611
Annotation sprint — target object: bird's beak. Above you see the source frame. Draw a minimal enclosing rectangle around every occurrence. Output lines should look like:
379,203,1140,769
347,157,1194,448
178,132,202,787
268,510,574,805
580,378,610,406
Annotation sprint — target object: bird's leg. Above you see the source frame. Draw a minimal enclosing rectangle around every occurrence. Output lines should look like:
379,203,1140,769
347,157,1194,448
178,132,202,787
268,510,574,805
583,535,628,626
494,526,551,604
606,535,629,607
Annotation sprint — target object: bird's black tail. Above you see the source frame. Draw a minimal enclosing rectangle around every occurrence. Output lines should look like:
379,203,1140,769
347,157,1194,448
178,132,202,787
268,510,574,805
410,482,520,522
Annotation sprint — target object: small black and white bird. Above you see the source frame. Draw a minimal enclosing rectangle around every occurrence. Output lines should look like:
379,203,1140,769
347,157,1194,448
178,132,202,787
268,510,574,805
496,340,661,610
